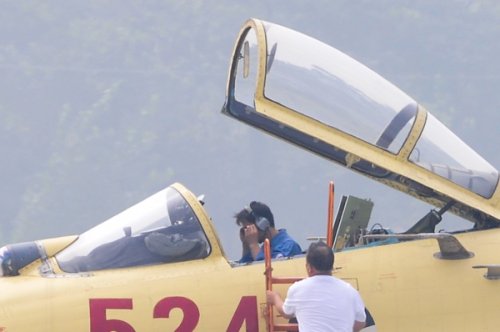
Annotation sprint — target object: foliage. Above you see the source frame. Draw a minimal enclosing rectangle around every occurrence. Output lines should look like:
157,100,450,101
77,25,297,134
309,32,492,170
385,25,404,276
0,1,499,254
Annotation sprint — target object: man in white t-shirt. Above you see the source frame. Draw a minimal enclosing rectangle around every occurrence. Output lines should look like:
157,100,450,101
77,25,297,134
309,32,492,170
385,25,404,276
266,241,366,332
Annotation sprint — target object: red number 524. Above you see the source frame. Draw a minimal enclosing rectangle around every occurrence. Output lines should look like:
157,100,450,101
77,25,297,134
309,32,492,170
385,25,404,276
90,296,259,332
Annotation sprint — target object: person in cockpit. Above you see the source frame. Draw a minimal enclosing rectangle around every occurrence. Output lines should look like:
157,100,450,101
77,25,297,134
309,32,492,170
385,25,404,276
75,221,207,272
235,201,302,263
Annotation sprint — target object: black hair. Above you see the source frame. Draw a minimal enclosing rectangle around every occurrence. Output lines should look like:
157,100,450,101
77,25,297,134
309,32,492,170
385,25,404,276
306,241,334,273
234,201,275,227
234,208,254,226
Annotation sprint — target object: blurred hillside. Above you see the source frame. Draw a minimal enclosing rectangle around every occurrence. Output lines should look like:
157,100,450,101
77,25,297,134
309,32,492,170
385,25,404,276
1,1,499,259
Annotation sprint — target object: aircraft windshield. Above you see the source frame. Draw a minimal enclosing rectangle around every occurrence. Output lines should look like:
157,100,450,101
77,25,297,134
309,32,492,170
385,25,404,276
230,20,498,198
262,21,416,153
410,113,498,198
56,187,210,272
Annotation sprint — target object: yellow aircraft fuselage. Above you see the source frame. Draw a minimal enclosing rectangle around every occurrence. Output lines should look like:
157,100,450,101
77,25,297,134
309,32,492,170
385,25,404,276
2,221,500,331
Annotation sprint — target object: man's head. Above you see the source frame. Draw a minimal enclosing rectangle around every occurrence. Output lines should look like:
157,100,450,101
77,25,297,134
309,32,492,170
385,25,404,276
306,241,334,276
235,201,275,229
235,201,275,243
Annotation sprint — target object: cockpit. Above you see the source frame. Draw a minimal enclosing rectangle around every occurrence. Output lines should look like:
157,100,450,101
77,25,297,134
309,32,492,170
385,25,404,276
55,186,210,273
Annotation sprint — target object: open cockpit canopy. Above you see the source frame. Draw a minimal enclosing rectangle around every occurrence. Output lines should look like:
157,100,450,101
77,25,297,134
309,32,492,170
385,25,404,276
222,18,499,225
